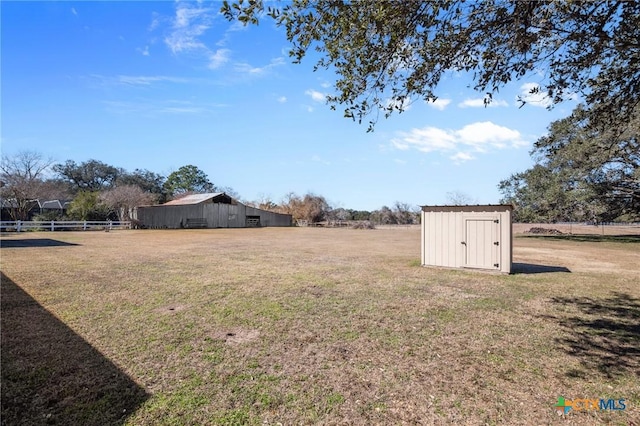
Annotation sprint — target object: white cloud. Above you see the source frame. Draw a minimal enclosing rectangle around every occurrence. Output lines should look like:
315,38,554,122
392,127,457,152
103,99,226,116
208,49,230,69
159,3,286,78
455,122,523,150
71,7,78,16
277,96,287,103
164,3,213,54
518,83,552,108
115,75,189,86
137,46,150,56
216,20,249,48
234,57,285,76
450,152,475,163
311,154,331,165
458,98,509,108
426,98,451,111
391,121,528,163
148,13,160,31
305,89,326,103
234,63,262,74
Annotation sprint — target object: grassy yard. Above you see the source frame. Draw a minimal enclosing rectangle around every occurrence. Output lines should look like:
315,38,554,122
1,227,638,425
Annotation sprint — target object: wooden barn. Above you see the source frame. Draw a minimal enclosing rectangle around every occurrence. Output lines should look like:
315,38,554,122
134,193,292,229
421,205,513,274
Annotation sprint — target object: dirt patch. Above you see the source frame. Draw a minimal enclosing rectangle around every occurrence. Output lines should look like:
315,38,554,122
301,284,335,298
525,227,564,235
155,304,188,314
213,329,260,345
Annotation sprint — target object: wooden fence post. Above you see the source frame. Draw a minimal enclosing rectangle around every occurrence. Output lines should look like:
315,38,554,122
17,220,22,232
51,221,55,231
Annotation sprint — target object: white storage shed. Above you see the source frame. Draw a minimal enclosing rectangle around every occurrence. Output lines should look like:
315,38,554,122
421,205,513,274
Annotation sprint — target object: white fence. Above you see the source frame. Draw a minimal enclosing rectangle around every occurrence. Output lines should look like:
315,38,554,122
0,221,131,232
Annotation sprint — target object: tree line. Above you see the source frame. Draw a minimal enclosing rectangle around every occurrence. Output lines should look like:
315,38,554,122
0,156,230,221
248,194,420,226
0,153,421,225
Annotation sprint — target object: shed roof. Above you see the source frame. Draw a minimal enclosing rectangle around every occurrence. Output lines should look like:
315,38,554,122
421,204,513,213
162,192,231,206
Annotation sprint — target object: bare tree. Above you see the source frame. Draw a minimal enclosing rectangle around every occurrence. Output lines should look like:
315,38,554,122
279,192,331,224
252,193,279,211
370,206,397,225
0,151,54,220
445,191,478,206
393,201,419,224
100,185,155,221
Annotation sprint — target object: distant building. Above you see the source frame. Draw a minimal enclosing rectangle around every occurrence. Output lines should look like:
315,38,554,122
0,198,71,221
134,193,292,229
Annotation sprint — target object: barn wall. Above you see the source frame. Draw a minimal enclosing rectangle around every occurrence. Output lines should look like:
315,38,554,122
245,206,293,227
136,205,204,228
234,203,247,228
136,200,292,229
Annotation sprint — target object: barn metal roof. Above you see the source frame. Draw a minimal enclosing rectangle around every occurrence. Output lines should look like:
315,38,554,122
0,199,71,209
162,192,228,206
41,200,64,209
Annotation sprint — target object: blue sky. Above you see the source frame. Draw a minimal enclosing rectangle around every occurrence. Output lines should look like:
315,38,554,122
1,1,579,210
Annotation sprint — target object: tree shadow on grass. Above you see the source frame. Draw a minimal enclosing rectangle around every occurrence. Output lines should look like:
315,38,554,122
546,292,640,378
512,263,571,274
1,273,149,425
1,238,80,248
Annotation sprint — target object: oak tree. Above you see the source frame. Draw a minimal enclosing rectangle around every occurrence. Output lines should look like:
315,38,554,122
223,0,639,131
53,159,122,192
499,104,639,222
163,165,215,198
117,169,167,203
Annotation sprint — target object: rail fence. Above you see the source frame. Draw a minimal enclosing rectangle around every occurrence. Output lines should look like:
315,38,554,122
0,220,132,232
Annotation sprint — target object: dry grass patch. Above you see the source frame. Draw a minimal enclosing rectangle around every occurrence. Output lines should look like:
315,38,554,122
1,227,639,425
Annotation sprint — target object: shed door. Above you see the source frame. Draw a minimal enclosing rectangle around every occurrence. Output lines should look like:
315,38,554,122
463,218,501,270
